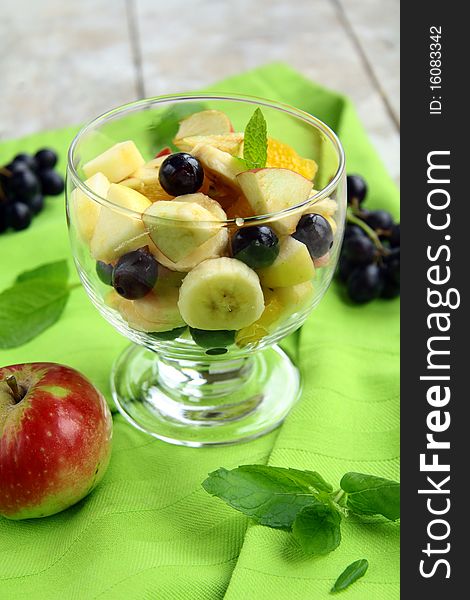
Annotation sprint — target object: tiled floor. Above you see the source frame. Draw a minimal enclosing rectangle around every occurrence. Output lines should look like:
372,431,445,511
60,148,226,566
0,0,399,181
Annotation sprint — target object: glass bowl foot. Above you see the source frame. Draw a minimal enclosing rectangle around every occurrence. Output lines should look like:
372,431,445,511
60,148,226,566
111,344,301,447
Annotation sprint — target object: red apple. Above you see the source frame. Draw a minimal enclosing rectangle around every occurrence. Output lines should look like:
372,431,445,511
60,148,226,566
155,146,172,158
0,363,112,520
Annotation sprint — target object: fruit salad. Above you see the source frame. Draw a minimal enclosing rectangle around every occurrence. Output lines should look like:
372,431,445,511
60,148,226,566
70,108,341,354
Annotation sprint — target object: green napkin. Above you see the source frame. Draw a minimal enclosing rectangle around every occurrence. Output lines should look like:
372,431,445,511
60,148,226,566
0,63,399,599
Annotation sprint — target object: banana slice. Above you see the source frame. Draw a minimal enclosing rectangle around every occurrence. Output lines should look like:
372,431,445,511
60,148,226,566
178,257,265,330
106,288,185,333
149,194,229,272
173,193,226,220
175,133,244,155
307,196,337,218
121,166,173,202
192,144,244,188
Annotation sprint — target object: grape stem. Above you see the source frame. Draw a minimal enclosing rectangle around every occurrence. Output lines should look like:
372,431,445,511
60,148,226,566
331,489,346,505
346,208,386,253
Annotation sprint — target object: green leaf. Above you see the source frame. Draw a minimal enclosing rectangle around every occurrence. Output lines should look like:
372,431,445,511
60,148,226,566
151,102,207,150
331,559,369,593
340,473,400,521
16,260,69,285
292,503,342,556
243,107,267,169
202,465,332,529
0,280,70,349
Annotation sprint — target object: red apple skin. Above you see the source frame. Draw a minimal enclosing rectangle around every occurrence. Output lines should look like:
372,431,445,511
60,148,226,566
0,363,112,520
155,147,172,158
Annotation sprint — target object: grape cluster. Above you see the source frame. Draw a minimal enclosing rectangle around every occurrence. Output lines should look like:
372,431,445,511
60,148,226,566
0,149,64,234
338,175,400,304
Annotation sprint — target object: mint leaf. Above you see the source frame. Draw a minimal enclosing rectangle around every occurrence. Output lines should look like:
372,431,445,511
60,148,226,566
292,503,341,555
202,465,332,529
16,260,69,285
340,473,400,521
243,108,267,169
0,280,70,349
331,559,369,593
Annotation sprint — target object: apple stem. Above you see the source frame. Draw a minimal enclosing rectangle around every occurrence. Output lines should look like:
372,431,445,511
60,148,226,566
6,375,24,404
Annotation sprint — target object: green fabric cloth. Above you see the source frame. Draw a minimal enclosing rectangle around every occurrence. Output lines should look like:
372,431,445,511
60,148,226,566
0,63,399,599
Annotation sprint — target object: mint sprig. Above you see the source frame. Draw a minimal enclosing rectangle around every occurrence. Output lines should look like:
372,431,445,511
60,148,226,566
202,465,331,529
0,260,78,349
242,107,268,170
293,503,341,555
340,472,400,521
203,465,399,568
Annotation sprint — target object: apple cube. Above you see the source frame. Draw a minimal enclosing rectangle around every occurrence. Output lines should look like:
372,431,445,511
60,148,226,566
274,281,314,315
192,144,244,188
71,172,110,242
90,183,152,262
143,200,221,263
174,110,233,140
256,237,315,288
83,141,145,183
237,168,313,234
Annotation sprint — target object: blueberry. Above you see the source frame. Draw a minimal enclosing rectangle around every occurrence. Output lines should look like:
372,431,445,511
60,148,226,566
149,326,187,341
383,248,400,285
231,225,279,268
343,224,366,240
363,210,394,231
380,276,400,299
337,254,354,282
189,328,235,353
5,160,28,175
39,169,64,196
27,194,45,215
8,202,32,231
158,153,204,196
96,261,114,285
292,213,333,259
347,175,367,205
35,148,58,170
0,203,9,233
343,235,376,265
347,264,383,303
8,168,40,200
112,248,158,299
11,153,38,172
389,223,400,247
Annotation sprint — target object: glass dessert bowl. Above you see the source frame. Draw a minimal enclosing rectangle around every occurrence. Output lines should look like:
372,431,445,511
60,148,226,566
66,94,346,446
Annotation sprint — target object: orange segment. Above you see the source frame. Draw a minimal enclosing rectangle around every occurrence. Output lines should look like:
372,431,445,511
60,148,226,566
266,138,318,181
235,289,283,347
